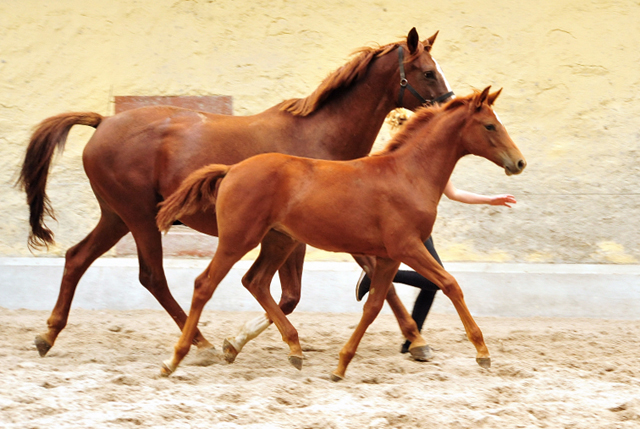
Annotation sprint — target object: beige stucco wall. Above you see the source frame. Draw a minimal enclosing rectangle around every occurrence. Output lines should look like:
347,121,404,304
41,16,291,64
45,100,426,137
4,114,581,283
1,0,639,263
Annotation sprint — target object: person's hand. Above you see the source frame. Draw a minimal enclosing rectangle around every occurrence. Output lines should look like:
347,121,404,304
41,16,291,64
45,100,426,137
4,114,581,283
489,194,516,207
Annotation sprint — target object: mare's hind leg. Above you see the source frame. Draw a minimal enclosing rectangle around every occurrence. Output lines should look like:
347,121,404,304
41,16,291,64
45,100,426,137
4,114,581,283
332,257,400,381
222,242,306,363
129,220,213,351
161,247,242,376
35,206,129,357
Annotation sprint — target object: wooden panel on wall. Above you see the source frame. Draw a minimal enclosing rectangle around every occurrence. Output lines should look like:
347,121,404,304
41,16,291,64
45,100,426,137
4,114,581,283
114,95,232,115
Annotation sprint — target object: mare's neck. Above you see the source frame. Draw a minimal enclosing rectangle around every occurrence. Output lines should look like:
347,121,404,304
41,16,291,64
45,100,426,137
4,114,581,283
284,51,400,160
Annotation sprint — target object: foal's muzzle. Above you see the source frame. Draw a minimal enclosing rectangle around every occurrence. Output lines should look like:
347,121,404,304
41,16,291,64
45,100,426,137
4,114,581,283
505,158,527,176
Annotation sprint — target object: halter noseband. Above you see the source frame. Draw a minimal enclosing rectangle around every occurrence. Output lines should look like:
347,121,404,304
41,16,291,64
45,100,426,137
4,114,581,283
397,45,455,108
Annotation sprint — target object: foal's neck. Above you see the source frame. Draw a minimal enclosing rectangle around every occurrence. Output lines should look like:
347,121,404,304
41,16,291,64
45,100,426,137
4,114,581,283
395,109,468,195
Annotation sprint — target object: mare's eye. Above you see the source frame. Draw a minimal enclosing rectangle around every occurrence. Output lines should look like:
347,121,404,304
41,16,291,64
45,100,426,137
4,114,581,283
423,71,436,80
484,124,496,131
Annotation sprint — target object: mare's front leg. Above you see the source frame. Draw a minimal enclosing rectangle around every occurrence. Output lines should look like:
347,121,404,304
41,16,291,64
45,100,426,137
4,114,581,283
401,241,491,368
352,254,431,361
223,242,306,363
332,257,400,381
384,285,432,361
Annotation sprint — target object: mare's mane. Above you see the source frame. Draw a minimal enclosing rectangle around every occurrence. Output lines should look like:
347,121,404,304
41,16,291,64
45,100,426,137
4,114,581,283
374,92,478,156
278,39,428,117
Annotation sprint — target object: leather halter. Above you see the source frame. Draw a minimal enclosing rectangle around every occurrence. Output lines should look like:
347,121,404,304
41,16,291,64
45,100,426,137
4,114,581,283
397,45,455,107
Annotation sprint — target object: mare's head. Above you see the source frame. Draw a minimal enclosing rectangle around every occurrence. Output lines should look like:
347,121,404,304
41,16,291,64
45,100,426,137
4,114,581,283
456,87,526,176
280,28,453,116
393,27,454,110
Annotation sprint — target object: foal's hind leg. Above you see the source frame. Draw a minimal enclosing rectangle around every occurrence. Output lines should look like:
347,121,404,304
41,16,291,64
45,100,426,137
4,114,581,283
234,231,304,369
128,220,213,351
332,258,400,381
35,207,129,357
222,242,305,363
161,248,241,376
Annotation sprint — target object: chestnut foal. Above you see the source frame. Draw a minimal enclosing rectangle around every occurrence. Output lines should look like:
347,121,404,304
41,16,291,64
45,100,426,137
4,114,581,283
157,87,525,380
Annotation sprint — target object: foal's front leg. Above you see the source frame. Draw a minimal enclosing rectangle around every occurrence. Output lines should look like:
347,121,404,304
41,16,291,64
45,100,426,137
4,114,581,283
401,243,491,368
332,257,401,381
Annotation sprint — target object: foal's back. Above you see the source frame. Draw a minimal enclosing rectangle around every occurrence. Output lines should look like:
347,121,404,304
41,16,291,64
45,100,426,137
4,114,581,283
215,152,433,256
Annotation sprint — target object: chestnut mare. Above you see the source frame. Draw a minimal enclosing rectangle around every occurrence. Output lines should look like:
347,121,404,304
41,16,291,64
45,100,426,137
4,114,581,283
18,28,454,358
156,87,526,380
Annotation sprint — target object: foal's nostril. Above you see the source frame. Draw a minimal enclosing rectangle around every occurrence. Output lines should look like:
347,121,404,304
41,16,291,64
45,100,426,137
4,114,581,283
517,159,526,171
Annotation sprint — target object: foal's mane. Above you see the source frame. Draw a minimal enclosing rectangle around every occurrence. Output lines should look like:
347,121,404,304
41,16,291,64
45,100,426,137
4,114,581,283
374,93,476,156
278,39,427,117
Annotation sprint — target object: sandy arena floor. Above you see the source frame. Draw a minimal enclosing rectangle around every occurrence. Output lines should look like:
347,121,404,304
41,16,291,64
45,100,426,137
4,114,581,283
1,308,639,428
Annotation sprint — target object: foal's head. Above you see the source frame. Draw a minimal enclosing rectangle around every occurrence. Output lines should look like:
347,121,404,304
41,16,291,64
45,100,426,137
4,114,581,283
458,87,526,176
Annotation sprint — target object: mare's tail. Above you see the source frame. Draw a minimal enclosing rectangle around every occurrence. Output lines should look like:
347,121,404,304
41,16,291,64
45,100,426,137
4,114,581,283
157,164,231,232
17,112,104,250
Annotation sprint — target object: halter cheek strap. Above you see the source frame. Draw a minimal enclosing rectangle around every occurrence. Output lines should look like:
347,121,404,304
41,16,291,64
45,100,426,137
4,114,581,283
397,46,455,108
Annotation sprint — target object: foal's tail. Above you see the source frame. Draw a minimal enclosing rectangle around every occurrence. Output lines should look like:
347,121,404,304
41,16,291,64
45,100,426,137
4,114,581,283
17,112,104,250
157,164,231,232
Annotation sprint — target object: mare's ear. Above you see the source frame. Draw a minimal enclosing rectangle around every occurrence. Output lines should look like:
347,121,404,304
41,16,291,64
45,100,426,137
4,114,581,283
487,88,502,105
407,27,419,54
476,86,492,109
423,31,439,52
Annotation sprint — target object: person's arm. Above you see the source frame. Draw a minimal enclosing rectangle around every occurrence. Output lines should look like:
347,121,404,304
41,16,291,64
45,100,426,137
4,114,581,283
443,180,516,207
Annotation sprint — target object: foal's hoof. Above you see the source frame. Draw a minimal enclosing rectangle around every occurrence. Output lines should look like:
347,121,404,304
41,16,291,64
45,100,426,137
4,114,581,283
409,345,434,362
160,360,176,377
288,355,304,371
476,357,491,369
34,335,52,357
330,371,344,382
222,339,239,364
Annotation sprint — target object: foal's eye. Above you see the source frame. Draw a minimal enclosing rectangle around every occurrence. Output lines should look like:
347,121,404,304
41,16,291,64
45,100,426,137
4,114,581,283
423,71,436,80
484,124,496,131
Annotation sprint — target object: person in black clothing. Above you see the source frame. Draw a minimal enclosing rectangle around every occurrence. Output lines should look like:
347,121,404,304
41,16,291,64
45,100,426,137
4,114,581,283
355,180,516,357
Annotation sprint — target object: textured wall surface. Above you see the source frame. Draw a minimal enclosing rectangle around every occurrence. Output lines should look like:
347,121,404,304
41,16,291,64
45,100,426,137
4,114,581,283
1,0,639,263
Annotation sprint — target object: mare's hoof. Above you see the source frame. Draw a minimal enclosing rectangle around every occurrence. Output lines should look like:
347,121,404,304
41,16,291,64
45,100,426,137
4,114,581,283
34,335,52,357
288,355,303,371
409,345,434,362
222,339,238,364
476,357,491,369
330,372,344,382
160,360,176,377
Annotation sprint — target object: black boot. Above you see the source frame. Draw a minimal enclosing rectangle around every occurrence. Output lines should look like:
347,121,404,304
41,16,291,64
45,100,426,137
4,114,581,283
355,271,371,302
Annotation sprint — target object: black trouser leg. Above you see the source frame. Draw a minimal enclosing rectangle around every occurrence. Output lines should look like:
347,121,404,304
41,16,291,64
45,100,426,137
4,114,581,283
399,236,444,352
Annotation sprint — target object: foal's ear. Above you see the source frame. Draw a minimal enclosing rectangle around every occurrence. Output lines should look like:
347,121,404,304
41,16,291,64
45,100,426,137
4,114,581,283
476,86,492,109
407,27,419,54
487,88,502,105
423,31,439,52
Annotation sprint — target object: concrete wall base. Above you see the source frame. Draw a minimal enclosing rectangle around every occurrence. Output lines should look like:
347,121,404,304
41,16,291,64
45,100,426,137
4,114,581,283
2,258,639,319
